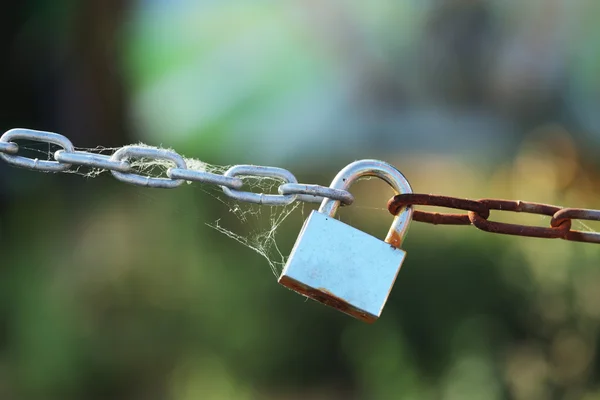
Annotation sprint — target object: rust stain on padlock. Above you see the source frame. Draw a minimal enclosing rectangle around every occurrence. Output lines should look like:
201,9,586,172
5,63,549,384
279,275,374,323
387,230,402,249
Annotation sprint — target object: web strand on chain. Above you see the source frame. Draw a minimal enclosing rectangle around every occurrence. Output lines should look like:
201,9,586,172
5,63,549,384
11,141,305,273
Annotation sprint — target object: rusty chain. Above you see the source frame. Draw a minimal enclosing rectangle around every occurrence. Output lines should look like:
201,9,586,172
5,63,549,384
388,194,600,244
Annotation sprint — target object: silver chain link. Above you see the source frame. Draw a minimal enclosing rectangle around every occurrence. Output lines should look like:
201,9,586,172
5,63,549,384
0,128,354,206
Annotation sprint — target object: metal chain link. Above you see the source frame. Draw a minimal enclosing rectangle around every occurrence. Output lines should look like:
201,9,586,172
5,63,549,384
0,128,353,206
388,193,600,244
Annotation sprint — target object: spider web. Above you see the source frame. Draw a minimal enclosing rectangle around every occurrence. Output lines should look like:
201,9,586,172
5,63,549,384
15,142,309,276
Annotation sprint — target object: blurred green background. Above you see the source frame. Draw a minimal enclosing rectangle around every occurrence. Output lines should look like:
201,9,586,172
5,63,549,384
2,1,600,399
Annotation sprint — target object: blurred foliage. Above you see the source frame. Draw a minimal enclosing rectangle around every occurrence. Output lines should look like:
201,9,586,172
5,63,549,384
3,1,600,399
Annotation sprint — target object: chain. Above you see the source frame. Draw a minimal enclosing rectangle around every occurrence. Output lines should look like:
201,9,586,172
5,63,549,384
5,128,600,245
388,194,600,244
0,128,355,206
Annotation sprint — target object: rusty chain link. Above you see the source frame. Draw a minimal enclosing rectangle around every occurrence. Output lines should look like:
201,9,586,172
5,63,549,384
388,194,600,244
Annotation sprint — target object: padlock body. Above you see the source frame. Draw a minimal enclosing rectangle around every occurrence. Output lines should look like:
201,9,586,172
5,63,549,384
278,210,406,323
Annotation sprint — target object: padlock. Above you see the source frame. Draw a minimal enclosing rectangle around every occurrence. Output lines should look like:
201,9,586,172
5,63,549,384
278,160,413,323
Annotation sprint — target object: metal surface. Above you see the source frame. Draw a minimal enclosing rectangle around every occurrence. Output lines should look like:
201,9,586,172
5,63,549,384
319,160,413,248
0,129,75,172
388,194,599,244
110,146,187,188
278,183,354,206
222,165,299,205
387,193,489,225
279,159,413,323
0,141,18,155
54,150,131,173
469,199,570,238
551,208,600,243
168,168,244,190
279,211,407,323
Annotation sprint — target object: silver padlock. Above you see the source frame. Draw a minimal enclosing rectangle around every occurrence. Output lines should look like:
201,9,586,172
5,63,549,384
278,160,413,323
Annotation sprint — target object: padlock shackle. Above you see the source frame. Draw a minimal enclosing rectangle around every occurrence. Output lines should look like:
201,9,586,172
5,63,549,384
318,160,413,248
